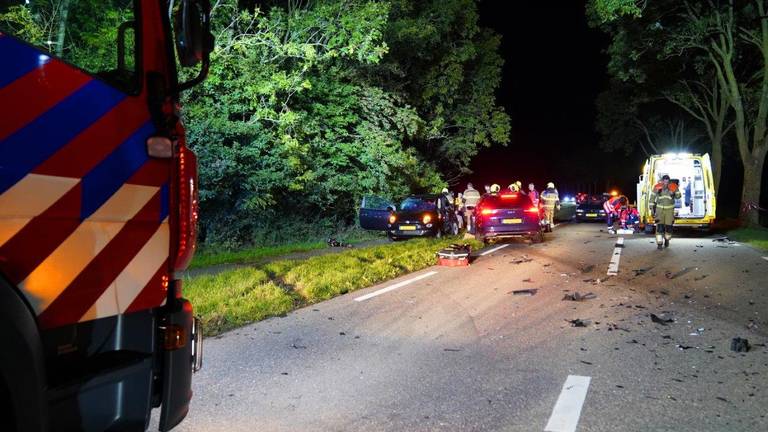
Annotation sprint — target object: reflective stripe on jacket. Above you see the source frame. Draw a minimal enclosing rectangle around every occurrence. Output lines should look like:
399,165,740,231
652,183,681,209
463,188,481,207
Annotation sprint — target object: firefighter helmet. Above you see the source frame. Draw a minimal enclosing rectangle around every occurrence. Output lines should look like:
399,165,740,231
490,184,501,193
547,182,555,189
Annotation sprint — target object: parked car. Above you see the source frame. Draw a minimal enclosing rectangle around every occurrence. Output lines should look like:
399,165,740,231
575,195,607,222
474,192,544,243
359,194,460,240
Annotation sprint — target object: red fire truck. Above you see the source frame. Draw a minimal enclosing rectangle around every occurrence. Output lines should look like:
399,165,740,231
0,1,212,430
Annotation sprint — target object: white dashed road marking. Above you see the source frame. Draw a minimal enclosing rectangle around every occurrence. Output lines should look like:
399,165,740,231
606,237,624,276
479,243,509,256
354,271,438,302
544,375,592,432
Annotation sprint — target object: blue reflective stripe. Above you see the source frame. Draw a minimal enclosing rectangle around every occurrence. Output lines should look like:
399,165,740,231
0,80,125,193
0,80,126,194
80,122,154,219
0,35,46,89
159,183,169,222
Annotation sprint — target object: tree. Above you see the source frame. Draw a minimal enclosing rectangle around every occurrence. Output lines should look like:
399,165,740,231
591,0,768,226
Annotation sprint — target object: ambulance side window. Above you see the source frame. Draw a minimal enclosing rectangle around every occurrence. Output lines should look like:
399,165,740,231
0,0,139,93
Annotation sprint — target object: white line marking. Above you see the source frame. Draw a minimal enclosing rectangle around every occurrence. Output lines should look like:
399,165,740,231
354,271,438,302
480,244,509,256
606,237,624,276
544,375,591,432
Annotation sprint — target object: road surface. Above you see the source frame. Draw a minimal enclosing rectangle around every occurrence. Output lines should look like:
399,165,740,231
164,223,768,431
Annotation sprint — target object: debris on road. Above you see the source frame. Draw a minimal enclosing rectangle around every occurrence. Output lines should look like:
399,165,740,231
510,255,533,264
443,348,462,352
731,337,751,352
579,264,595,273
562,292,596,301
676,344,695,350
633,267,652,277
607,323,630,332
291,343,307,349
650,313,675,325
580,360,593,365
511,289,538,296
665,267,693,279
522,278,534,283
567,318,589,327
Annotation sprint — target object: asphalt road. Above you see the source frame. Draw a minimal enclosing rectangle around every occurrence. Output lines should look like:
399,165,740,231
163,223,768,432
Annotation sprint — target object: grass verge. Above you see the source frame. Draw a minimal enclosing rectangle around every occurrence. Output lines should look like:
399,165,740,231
186,237,482,336
727,227,768,252
189,228,384,269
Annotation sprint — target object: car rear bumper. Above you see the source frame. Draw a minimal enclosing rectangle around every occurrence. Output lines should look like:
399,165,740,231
479,223,540,238
388,228,436,237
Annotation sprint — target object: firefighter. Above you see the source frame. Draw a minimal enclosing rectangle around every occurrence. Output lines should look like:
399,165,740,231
603,195,627,234
652,174,681,250
463,182,481,233
508,183,520,193
540,182,559,230
490,183,501,195
516,180,526,195
528,183,539,207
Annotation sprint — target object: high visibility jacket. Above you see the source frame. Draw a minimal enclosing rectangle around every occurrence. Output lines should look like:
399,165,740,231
603,197,622,215
652,183,681,210
541,188,559,208
463,187,481,207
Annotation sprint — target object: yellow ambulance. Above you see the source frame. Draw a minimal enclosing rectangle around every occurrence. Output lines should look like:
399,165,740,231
636,153,717,231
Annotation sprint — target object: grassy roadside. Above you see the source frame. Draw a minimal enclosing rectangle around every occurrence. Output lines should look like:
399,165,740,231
727,227,768,252
186,237,482,336
189,228,383,269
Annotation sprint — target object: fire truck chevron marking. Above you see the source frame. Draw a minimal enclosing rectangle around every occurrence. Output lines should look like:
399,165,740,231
0,174,79,245
0,34,47,88
37,190,164,329
32,97,151,177
126,259,170,314
82,221,170,322
0,79,126,194
19,184,160,315
0,60,90,141
0,182,83,284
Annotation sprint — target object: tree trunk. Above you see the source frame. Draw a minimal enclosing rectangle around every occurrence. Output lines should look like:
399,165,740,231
711,137,723,192
55,0,72,57
740,148,767,227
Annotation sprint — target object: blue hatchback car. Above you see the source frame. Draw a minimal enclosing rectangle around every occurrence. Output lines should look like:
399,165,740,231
474,193,544,244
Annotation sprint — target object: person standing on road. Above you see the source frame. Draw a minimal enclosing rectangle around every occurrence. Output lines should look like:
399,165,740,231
652,174,681,250
454,192,464,230
463,182,481,233
516,181,526,195
484,184,491,195
540,182,560,229
528,183,539,207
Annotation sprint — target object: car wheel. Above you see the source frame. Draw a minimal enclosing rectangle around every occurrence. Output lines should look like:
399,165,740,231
387,233,396,242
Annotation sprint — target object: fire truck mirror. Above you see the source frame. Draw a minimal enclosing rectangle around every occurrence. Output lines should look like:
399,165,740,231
174,0,213,67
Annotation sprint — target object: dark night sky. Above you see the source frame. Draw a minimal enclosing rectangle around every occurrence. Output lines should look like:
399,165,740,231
465,1,644,196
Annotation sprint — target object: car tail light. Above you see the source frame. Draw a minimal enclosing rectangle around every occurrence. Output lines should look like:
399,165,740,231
501,193,518,199
481,209,496,215
422,214,432,224
173,146,198,272
388,214,397,224
525,206,539,213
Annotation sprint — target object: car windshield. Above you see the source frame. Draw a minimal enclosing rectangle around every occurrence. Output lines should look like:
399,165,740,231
482,194,533,208
400,197,436,212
